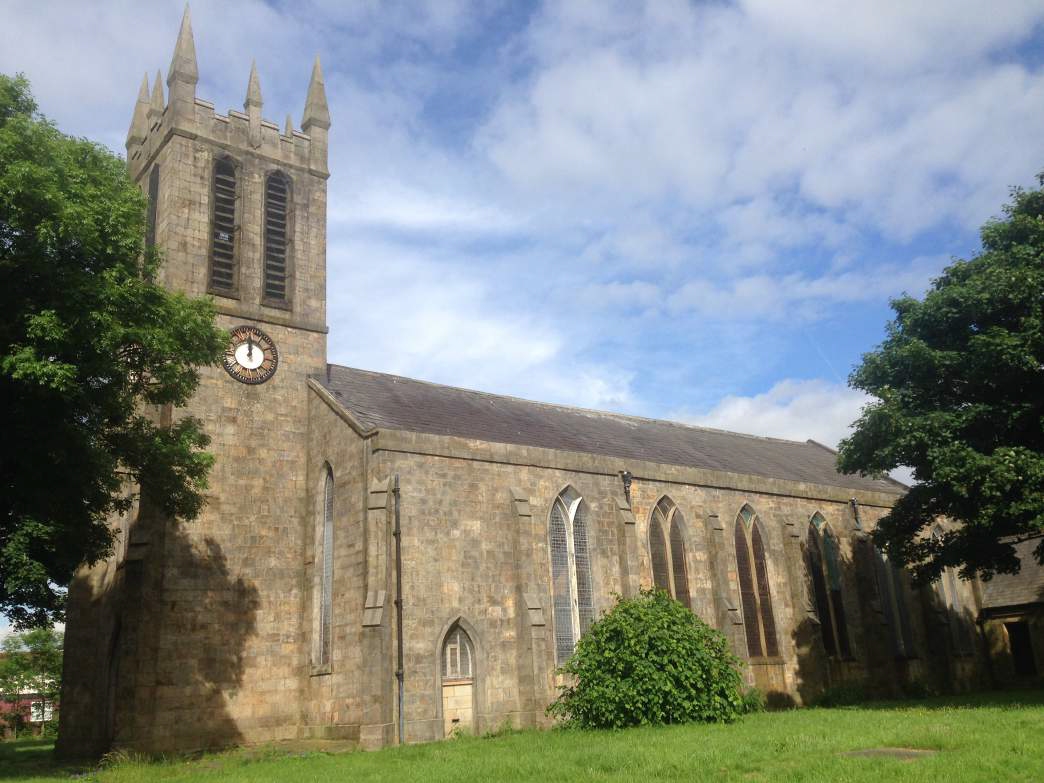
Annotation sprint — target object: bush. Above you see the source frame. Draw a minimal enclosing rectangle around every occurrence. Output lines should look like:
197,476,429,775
740,687,766,714
547,589,744,729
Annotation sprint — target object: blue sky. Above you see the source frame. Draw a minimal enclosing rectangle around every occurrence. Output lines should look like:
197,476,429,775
2,1,1044,634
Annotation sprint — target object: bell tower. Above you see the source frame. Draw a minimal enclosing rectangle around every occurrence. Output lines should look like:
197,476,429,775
125,6,330,339
59,6,333,754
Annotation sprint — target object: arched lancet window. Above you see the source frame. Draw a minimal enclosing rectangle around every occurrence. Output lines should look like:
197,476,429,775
734,505,779,658
208,156,238,294
314,465,334,666
807,513,851,658
549,487,595,665
648,497,691,609
145,164,160,248
262,171,291,303
873,547,915,659
442,625,474,682
933,527,975,655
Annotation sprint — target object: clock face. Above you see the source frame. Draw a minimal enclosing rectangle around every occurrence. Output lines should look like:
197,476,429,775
222,325,278,385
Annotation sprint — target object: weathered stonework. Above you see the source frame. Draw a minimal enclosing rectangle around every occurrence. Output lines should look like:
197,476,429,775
58,11,995,758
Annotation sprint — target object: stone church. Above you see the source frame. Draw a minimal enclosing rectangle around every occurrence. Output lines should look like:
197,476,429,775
58,10,996,756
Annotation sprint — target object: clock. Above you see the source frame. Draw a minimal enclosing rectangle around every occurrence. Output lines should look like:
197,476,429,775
222,325,278,385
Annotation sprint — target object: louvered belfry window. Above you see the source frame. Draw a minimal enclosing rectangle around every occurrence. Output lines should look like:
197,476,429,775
145,164,160,248
648,497,691,609
735,505,779,658
263,172,290,303
442,626,473,680
209,158,237,293
549,488,595,664
807,514,851,658
317,467,334,666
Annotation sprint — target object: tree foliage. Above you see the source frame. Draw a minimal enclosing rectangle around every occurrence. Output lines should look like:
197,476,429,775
547,589,744,729
0,74,225,627
838,175,1044,583
0,627,63,737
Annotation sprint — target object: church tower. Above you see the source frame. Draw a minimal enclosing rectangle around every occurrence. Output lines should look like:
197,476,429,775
58,7,331,754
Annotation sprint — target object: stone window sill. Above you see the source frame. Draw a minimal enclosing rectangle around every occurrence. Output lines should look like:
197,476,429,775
310,663,332,677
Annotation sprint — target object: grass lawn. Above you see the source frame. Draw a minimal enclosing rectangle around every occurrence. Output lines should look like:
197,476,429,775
3,690,1042,782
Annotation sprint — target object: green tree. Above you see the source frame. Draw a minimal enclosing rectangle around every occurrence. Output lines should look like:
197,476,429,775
548,589,744,729
838,175,1044,583
0,74,225,627
0,627,63,738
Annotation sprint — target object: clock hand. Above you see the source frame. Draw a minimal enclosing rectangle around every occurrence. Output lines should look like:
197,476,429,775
247,334,255,360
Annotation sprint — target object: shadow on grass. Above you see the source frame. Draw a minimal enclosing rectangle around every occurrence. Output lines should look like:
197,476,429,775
0,738,91,780
814,687,1044,712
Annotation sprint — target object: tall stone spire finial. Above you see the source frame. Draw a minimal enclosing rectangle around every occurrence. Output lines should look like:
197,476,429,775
245,60,263,148
245,61,262,109
166,4,198,122
126,72,150,150
301,56,331,131
284,113,294,137
150,69,165,119
167,4,198,86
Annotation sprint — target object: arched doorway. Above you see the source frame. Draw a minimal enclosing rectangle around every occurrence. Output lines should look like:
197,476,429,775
440,624,475,735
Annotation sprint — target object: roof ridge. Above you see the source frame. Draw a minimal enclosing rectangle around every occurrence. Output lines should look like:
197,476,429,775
324,363,821,448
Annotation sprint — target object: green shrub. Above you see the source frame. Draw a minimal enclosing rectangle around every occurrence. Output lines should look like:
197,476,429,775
740,687,766,714
547,589,744,729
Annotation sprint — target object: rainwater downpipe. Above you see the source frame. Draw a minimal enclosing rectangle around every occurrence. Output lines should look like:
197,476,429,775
393,474,405,745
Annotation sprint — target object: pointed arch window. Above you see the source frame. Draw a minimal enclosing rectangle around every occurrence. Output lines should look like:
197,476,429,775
873,547,915,659
807,513,852,658
208,156,239,294
933,528,975,655
314,465,334,667
735,505,779,658
549,488,595,665
262,171,291,305
649,497,691,609
442,625,474,682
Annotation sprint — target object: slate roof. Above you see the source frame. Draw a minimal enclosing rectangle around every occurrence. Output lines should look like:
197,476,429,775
981,537,1044,610
316,365,906,495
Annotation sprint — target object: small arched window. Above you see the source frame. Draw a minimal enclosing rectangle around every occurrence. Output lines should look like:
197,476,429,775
315,466,334,666
648,497,691,609
549,487,595,664
208,157,238,294
734,505,779,658
807,513,852,658
442,625,474,681
262,171,291,304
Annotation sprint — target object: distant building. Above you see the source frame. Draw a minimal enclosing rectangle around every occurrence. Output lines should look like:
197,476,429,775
58,8,999,757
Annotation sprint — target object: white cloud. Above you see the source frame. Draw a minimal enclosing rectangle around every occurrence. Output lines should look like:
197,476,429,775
678,378,913,484
1,0,1038,466
666,255,947,322
325,236,636,410
479,1,1044,242
677,378,867,446
330,181,521,235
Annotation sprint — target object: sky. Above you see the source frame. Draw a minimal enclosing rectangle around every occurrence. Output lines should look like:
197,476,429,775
2,1,1044,635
